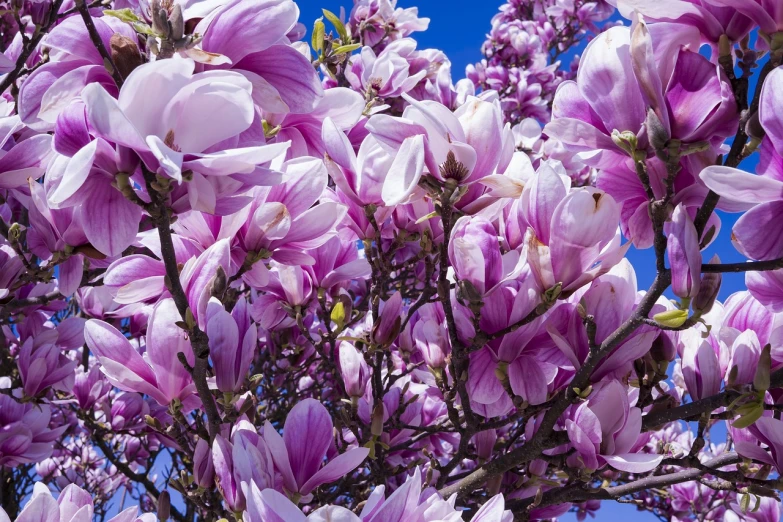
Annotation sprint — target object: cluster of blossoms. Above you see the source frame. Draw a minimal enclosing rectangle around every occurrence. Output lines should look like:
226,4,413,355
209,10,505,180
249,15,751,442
468,0,615,125
467,0,616,185
2,0,783,521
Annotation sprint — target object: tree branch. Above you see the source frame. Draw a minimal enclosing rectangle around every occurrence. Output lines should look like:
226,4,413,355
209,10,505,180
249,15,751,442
702,257,783,273
74,0,125,87
507,452,743,512
142,168,222,441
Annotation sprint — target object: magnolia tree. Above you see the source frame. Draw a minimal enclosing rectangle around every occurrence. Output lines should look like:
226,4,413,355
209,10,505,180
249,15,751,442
4,0,783,520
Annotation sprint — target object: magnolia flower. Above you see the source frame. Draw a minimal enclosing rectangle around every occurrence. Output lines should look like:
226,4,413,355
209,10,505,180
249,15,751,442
263,399,370,499
84,299,198,408
611,0,755,44
17,15,137,130
520,163,626,293
81,58,289,184
545,19,735,169
344,39,427,99
0,482,154,522
0,395,65,467
566,379,663,473
667,204,702,299
365,93,513,204
197,0,324,114
206,297,257,393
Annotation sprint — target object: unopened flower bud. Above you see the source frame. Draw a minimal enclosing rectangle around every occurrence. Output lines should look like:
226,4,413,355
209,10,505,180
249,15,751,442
693,255,722,315
110,34,143,79
193,438,214,488
168,3,184,41
646,108,669,152
649,334,676,363
157,490,171,521
719,34,732,58
754,344,772,392
371,403,384,437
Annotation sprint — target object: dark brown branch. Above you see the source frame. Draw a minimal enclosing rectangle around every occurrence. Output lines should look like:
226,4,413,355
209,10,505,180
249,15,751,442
1,291,62,313
141,168,222,441
506,452,743,512
702,257,783,273
642,367,783,431
74,0,125,87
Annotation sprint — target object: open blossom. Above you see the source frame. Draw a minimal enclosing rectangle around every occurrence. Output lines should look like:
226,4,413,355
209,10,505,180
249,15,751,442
545,18,736,169
17,15,137,131
565,379,662,473
366,93,513,204
196,0,324,114
344,38,427,99
84,299,198,408
520,162,626,293
0,395,65,467
81,58,288,185
349,0,430,48
263,399,370,498
1,482,154,522
610,0,755,45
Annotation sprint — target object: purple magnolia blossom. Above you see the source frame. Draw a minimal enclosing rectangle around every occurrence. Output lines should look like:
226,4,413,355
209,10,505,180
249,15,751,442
0,482,154,522
196,0,324,115
84,298,198,408
206,297,257,393
263,399,370,499
244,484,362,522
17,15,137,131
519,162,626,293
80,58,288,190
565,379,662,473
365,94,512,204
545,17,736,169
698,0,783,40
611,0,755,46
0,395,65,467
17,335,78,398
449,216,524,296
667,203,702,299
349,0,430,49
338,341,371,398
229,157,347,289
344,39,427,99
0,134,53,192
681,336,722,400
735,416,783,475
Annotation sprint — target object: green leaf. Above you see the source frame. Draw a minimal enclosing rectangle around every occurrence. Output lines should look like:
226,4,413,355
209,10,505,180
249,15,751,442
732,404,763,429
754,344,772,392
311,18,325,55
132,22,157,36
652,309,688,328
330,301,346,330
322,9,349,43
332,43,362,55
104,8,144,23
